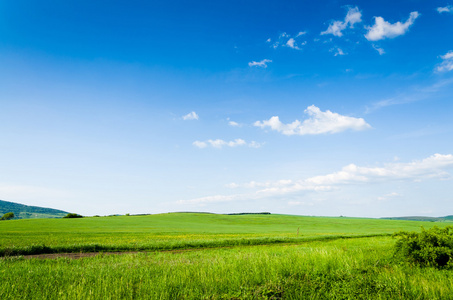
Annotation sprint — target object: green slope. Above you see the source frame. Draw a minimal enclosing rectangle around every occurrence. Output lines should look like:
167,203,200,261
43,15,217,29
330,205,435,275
0,199,68,219
0,212,448,256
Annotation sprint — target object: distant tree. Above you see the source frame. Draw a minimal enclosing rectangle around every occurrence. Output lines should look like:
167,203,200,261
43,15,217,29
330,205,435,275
63,213,83,219
1,212,15,220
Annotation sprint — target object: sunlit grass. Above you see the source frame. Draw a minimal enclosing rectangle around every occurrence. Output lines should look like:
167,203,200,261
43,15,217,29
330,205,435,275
0,213,447,255
2,237,453,299
2,213,453,299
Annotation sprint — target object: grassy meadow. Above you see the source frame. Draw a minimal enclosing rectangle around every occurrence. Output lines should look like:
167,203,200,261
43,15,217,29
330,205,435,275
1,213,453,299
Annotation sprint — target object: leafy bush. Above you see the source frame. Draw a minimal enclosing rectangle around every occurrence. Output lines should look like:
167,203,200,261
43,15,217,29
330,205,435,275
0,212,14,220
63,213,83,219
393,226,453,268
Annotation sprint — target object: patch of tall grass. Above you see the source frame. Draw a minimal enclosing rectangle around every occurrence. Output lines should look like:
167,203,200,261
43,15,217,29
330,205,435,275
2,237,453,299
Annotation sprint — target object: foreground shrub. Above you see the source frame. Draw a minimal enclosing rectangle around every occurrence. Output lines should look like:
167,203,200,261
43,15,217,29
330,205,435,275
393,226,453,268
63,213,83,219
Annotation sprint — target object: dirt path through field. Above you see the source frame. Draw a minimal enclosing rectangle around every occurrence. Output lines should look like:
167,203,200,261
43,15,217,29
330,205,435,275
21,251,140,259
7,243,290,260
4,234,387,260
10,246,236,260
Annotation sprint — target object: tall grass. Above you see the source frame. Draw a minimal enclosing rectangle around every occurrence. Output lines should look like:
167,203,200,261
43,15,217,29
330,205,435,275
2,237,453,299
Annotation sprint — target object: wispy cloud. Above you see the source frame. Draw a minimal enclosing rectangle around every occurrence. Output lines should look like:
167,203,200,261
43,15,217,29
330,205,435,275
377,192,401,201
226,118,242,127
366,94,423,113
365,11,419,41
178,154,453,204
296,31,307,37
193,139,263,149
366,77,453,113
182,111,199,120
270,32,307,50
437,5,453,13
330,47,346,56
436,51,453,72
321,6,362,37
248,59,272,68
254,105,371,136
228,121,241,127
372,44,385,55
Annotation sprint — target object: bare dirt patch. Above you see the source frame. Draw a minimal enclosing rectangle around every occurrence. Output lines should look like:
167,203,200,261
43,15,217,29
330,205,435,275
18,251,140,260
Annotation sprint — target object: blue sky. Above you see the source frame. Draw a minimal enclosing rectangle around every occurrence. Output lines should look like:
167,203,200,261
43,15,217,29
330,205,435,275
1,0,453,217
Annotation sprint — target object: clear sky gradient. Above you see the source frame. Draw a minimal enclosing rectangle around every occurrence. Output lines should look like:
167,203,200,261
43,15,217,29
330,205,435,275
1,0,452,217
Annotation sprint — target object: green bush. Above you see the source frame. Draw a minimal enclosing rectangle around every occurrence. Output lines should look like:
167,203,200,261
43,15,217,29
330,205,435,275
393,226,453,268
63,213,83,219
0,212,14,220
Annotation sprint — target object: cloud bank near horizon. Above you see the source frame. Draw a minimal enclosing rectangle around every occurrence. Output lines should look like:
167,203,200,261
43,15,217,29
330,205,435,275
178,153,453,205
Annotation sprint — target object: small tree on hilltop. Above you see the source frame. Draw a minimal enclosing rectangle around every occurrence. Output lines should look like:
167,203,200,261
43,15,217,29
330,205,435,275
1,212,15,220
63,213,83,218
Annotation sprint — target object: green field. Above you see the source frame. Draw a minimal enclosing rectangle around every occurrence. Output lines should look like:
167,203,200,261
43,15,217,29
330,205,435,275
1,213,453,299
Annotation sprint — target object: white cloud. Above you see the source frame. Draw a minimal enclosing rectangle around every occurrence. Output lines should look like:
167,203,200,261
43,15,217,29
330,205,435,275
442,51,453,60
306,154,453,185
322,21,346,37
254,105,371,136
192,141,207,148
182,111,199,120
179,154,453,204
228,121,241,127
344,7,362,25
248,141,264,148
321,6,362,37
436,50,453,72
437,6,453,13
248,59,272,68
193,139,262,149
271,32,307,50
296,31,307,37
372,44,385,55
365,11,419,41
286,38,300,50
330,47,346,56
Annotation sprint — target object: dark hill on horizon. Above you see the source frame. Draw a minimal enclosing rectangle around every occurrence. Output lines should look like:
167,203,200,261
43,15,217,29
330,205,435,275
0,199,68,219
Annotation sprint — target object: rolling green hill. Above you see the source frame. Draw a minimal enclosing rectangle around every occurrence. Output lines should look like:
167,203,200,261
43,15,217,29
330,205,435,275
0,199,68,219
0,212,448,256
